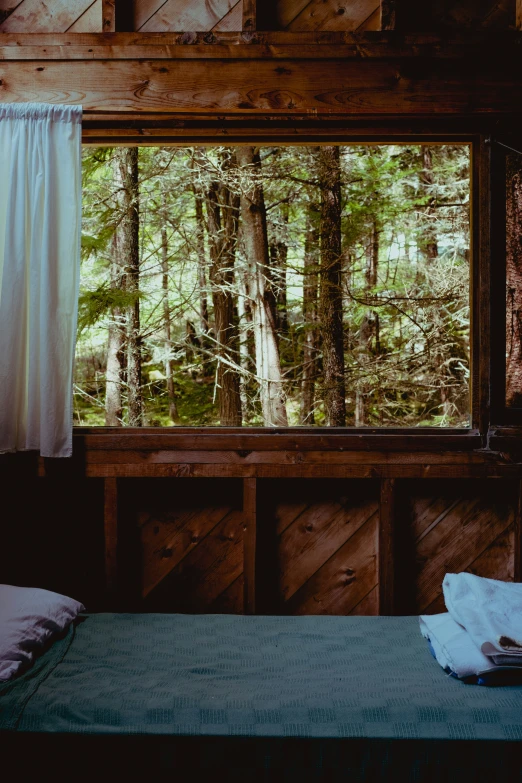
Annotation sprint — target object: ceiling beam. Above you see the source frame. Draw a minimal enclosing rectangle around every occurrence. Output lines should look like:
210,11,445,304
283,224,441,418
517,0,522,30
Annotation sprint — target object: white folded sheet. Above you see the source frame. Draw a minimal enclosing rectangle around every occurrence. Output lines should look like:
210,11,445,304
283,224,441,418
420,573,522,679
419,612,498,679
443,573,522,665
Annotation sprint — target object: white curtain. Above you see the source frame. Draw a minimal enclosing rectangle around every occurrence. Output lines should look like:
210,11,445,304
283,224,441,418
0,103,82,458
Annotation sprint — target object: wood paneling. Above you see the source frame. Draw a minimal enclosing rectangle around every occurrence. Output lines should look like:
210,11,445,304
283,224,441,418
0,0,102,32
277,0,380,31
267,480,379,615
131,479,245,612
398,480,517,614
134,0,242,32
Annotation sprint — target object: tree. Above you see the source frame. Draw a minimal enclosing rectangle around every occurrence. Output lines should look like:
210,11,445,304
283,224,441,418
319,146,346,426
160,192,180,424
105,228,124,426
506,153,522,407
300,204,319,425
116,147,143,426
237,146,288,426
204,152,243,426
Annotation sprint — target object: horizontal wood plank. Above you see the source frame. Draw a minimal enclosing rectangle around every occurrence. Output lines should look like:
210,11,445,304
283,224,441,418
1,57,519,115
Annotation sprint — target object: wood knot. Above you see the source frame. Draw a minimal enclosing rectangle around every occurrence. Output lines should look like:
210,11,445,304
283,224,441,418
305,524,313,532
159,547,173,559
237,450,251,458
337,6,346,13
203,32,216,44
158,67,168,73
275,67,291,76
191,535,199,544
180,32,198,45
36,67,45,71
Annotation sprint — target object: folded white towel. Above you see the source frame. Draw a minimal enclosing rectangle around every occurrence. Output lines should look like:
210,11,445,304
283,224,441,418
420,612,497,679
443,573,522,665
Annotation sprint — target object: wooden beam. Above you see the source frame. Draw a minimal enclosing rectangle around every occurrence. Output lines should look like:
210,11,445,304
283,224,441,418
1,58,520,116
243,0,256,31
379,479,396,614
517,0,522,30
243,477,257,613
104,477,119,599
102,0,115,32
380,0,396,30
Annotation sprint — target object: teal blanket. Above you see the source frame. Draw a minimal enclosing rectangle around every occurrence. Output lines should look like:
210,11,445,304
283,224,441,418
2,614,522,779
2,613,522,739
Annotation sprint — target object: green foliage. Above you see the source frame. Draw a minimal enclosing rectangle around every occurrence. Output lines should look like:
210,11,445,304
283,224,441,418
75,144,471,428
77,284,143,333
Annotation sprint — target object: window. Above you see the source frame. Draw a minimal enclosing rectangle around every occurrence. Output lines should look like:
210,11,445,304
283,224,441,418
76,143,471,428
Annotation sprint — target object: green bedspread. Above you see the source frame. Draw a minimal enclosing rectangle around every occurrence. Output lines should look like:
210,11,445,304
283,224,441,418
2,613,522,778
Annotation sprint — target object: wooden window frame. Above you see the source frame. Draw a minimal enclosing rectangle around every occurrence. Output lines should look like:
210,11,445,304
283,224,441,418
76,123,488,451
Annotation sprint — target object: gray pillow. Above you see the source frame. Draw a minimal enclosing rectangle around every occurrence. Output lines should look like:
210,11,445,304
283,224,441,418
0,584,84,681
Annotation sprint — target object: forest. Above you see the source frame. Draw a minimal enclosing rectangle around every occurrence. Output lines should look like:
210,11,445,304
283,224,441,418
75,143,471,428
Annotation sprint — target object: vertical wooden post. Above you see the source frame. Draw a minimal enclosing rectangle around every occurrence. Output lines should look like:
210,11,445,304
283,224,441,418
380,0,396,30
104,477,119,600
102,0,116,32
517,0,522,30
243,0,257,32
515,479,522,581
243,478,257,614
379,479,396,615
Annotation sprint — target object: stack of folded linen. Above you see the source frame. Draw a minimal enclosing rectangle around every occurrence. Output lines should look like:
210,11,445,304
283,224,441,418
420,573,522,685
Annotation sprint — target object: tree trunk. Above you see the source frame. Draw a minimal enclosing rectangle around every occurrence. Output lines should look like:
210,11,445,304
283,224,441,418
237,146,288,427
118,147,143,427
421,146,439,263
319,146,346,427
161,209,180,424
204,154,242,426
356,219,379,426
300,207,319,425
237,250,253,420
105,230,124,426
506,153,522,407
192,183,210,340
269,202,289,335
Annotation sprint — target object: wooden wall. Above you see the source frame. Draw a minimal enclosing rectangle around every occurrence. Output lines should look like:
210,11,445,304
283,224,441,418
1,469,518,617
0,0,518,32
0,0,105,32
1,0,522,619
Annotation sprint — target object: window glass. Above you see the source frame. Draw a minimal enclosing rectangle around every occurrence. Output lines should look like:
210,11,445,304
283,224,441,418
76,144,470,427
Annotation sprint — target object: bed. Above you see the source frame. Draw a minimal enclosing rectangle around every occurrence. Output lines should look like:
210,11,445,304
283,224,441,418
2,612,522,780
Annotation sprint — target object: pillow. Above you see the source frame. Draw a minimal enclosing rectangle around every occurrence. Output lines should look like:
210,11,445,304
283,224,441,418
0,584,84,682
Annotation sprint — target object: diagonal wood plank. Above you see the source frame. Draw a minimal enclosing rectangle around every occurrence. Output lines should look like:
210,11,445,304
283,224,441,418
416,495,515,610
0,0,96,31
213,0,242,30
67,0,103,32
357,5,380,30
210,572,244,613
139,0,240,32
145,509,244,612
286,0,380,31
140,505,233,597
279,498,378,601
0,0,24,25
285,513,378,615
276,0,311,29
349,584,378,616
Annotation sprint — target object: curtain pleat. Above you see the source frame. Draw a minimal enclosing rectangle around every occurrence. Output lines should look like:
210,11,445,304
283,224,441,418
0,103,82,458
